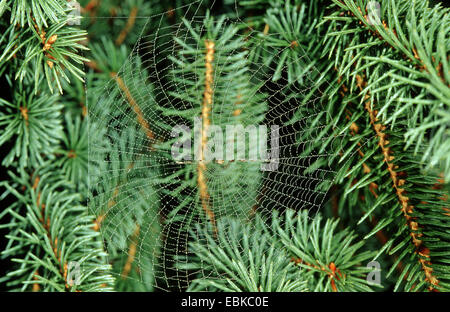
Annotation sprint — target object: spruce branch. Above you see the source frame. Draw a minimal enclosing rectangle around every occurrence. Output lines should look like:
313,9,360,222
152,12,268,226
54,113,89,191
177,213,309,292
293,0,450,291
273,210,377,292
324,0,450,180
0,164,114,291
0,82,64,168
0,1,89,94
262,0,322,84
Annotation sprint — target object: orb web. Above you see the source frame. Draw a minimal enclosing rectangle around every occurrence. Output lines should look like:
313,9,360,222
88,0,345,291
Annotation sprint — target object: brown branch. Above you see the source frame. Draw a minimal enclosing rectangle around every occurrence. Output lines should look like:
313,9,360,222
110,72,156,142
197,40,217,235
233,93,243,117
115,7,138,46
86,62,157,230
87,60,159,232
81,0,100,16
333,7,441,288
342,89,390,239
166,7,175,20
85,61,157,145
433,173,450,217
121,224,140,279
32,176,70,289
32,22,58,68
20,107,29,126
67,150,77,158
291,258,344,292
85,60,101,72
32,271,40,292
93,162,135,231
93,185,119,231
356,75,439,291
340,84,407,276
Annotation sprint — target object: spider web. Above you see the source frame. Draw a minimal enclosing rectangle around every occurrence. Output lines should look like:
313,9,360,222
88,0,344,291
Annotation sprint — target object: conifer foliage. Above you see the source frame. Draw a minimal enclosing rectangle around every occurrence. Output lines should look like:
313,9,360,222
0,0,449,292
